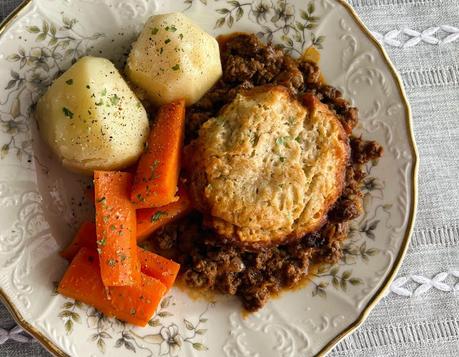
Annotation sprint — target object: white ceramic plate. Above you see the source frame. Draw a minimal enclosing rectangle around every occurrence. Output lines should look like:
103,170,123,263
0,0,418,356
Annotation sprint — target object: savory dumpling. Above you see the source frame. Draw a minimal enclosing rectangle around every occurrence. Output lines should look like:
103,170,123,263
125,13,222,106
185,86,349,247
36,56,149,175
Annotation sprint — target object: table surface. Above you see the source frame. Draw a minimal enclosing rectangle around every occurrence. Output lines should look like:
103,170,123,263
1,0,458,356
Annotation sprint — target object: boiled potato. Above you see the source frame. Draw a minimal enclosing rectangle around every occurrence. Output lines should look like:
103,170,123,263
36,56,149,175
126,13,222,106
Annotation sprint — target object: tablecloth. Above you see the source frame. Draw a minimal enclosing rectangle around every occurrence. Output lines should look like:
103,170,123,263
0,0,458,356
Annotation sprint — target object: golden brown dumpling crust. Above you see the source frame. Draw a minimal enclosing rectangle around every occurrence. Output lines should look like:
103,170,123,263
185,85,349,246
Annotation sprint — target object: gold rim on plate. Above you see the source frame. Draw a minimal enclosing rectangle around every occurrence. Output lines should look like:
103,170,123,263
0,1,419,356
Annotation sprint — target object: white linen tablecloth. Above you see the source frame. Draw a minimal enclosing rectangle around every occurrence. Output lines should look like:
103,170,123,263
0,0,458,356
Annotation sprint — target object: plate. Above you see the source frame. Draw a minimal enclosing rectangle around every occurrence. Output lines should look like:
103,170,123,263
0,0,418,356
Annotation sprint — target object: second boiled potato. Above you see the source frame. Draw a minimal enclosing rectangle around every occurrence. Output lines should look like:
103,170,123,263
126,13,222,106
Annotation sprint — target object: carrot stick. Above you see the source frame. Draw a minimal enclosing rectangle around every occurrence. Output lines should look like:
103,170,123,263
94,171,140,287
60,221,96,261
58,248,166,326
60,225,180,290
136,185,192,242
138,248,180,289
58,248,112,316
109,274,166,326
130,99,185,208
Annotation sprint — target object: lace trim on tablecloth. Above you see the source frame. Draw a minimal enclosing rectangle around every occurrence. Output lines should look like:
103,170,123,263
372,26,459,47
349,0,442,7
0,326,33,344
330,317,459,355
389,271,459,296
400,66,459,88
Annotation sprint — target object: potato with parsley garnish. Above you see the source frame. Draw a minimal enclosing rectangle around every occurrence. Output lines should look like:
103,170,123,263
125,13,222,106
36,56,149,175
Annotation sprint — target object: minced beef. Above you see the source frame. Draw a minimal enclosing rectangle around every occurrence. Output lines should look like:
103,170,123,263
149,33,383,312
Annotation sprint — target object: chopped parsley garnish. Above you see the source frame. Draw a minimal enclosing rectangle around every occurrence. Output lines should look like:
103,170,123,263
295,136,301,143
165,38,171,44
130,308,136,316
97,237,107,246
160,47,164,54
107,259,116,267
62,107,73,119
101,88,107,96
86,85,90,89
151,211,168,222
279,157,285,162
136,193,145,202
276,136,290,145
171,64,180,71
110,224,116,231
95,100,104,106
97,196,106,203
151,27,159,35
149,159,160,180
119,253,127,262
179,33,184,40
109,94,120,106
65,79,73,85
165,25,177,32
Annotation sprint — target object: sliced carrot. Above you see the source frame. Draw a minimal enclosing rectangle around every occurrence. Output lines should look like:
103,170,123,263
59,224,180,290
94,171,140,287
60,221,96,261
138,248,180,290
109,273,166,326
58,248,166,326
130,99,186,208
136,185,192,242
58,248,112,316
